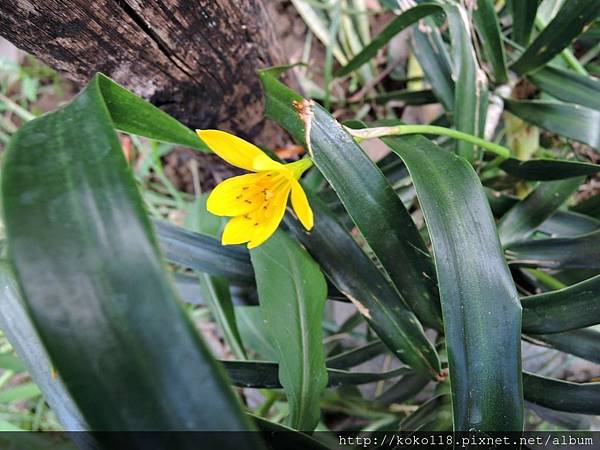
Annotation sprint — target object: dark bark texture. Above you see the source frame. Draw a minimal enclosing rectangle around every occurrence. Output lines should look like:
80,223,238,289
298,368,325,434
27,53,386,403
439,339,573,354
0,0,287,144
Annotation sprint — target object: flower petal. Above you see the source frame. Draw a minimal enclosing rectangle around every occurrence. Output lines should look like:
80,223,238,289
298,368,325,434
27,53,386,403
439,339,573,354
196,129,282,172
247,185,291,249
290,179,313,230
207,172,268,217
222,216,253,245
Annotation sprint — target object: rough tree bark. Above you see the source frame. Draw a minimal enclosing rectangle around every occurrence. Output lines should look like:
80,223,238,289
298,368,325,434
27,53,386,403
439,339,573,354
0,0,288,145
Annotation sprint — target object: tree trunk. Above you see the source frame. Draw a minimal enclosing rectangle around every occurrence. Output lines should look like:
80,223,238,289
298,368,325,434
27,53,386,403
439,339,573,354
0,0,287,145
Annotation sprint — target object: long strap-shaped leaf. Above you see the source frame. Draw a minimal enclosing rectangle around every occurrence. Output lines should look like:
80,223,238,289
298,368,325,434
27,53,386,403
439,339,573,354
511,0,600,74
522,275,600,334
511,0,539,46
473,0,508,83
285,197,442,378
2,75,262,447
250,231,328,431
336,3,440,76
0,263,87,431
498,177,584,246
524,372,600,415
527,329,600,365
505,99,600,151
381,135,523,431
528,66,600,111
506,229,600,270
261,69,442,331
222,360,408,389
154,219,253,283
499,157,600,181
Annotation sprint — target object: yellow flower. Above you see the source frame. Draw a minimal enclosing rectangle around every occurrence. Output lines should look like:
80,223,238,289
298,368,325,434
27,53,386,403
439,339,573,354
197,130,314,249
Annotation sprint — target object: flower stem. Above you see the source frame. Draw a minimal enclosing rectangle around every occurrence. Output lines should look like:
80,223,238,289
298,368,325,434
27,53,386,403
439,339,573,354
346,124,511,159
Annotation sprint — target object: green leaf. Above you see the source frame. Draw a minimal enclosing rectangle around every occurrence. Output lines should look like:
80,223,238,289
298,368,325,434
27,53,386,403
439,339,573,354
573,194,600,219
500,157,600,181
498,177,584,246
528,328,600,364
2,76,261,445
522,275,600,334
507,230,600,269
250,231,328,431
511,0,539,46
528,66,600,111
235,306,278,361
325,341,386,369
505,99,600,151
399,395,453,432
375,372,430,406
336,3,440,76
261,69,443,331
0,263,88,430
96,73,207,151
154,219,254,284
188,195,246,360
444,2,487,162
473,0,508,83
381,135,523,431
285,195,442,378
538,210,600,237
523,372,600,415
511,0,600,74
222,360,408,389
0,383,41,403
367,89,438,106
0,354,25,373
253,416,331,450
412,19,455,111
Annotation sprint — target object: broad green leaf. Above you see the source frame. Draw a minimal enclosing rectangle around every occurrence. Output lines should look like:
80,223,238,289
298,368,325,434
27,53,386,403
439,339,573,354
473,0,508,83
251,231,327,431
154,219,254,284
95,74,207,151
511,0,539,45
261,69,443,331
2,76,261,445
412,19,455,111
285,198,441,378
521,275,600,334
222,360,408,389
498,177,584,246
505,99,600,151
336,3,440,76
528,328,600,364
528,66,600,111
0,263,87,430
523,372,600,415
511,0,600,74
500,157,600,181
507,230,600,269
381,135,523,431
